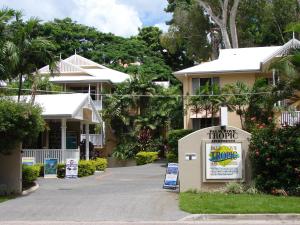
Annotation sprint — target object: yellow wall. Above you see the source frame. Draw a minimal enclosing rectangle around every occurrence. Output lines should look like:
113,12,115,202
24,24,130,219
180,72,270,130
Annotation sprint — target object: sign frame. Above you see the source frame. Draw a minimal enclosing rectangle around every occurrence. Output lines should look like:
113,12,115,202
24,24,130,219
44,158,58,178
22,157,35,166
163,163,179,189
65,158,78,179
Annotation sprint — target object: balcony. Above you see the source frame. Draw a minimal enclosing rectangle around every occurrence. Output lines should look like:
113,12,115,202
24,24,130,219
281,111,300,126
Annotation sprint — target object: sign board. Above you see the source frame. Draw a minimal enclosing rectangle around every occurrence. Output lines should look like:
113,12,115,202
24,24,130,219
65,158,78,179
22,157,35,166
205,143,242,180
163,163,179,189
44,158,58,178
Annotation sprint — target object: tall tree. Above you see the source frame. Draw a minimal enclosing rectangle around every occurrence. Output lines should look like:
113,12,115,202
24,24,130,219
197,0,240,48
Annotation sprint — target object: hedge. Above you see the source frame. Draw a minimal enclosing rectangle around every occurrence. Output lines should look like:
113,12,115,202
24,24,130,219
93,158,108,171
35,158,107,178
135,151,158,165
22,164,40,187
249,125,300,195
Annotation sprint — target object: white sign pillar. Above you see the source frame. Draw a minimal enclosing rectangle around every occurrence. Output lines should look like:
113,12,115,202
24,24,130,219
85,123,90,160
220,106,228,127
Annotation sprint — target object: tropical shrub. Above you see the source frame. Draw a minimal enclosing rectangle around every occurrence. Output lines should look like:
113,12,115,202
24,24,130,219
135,151,158,165
0,99,44,153
93,158,108,171
57,163,66,178
22,164,40,187
249,125,300,195
224,182,244,194
166,152,178,163
112,142,137,160
167,129,193,155
78,160,96,177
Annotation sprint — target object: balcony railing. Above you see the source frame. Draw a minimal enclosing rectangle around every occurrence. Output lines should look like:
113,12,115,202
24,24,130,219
81,134,103,147
281,111,300,126
22,148,80,164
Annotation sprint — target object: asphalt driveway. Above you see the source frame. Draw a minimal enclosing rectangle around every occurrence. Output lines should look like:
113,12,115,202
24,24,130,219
0,162,188,221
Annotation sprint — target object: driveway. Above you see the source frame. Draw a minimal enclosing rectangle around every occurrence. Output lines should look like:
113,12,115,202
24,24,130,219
0,162,188,222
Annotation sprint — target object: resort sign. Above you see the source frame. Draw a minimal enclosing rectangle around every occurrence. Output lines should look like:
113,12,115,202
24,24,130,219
65,158,78,179
205,143,242,180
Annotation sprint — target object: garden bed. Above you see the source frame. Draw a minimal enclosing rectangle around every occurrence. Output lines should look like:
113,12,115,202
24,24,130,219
180,192,300,214
0,196,12,203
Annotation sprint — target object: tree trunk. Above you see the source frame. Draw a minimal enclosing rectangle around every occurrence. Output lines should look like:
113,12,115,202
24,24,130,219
220,26,232,49
229,0,240,48
17,74,23,102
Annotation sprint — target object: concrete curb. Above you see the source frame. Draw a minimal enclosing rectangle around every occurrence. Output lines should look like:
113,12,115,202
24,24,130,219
21,181,39,196
180,214,300,221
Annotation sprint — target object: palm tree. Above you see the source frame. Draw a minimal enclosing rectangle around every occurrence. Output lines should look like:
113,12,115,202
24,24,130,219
5,16,56,102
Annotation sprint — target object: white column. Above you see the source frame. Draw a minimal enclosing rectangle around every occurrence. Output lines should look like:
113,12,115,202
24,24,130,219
100,83,103,109
96,83,100,101
61,118,67,161
85,123,90,160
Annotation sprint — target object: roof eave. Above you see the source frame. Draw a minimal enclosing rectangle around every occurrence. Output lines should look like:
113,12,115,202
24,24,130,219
174,69,262,76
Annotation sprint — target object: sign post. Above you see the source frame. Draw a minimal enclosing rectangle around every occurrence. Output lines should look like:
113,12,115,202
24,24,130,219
44,158,58,178
65,158,78,179
163,163,179,189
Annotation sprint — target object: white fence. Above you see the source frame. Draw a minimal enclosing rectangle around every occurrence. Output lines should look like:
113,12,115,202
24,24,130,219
22,148,80,164
81,134,103,147
281,111,300,126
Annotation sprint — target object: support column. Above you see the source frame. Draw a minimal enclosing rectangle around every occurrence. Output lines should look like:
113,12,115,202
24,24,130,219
100,83,103,109
85,123,90,160
61,118,67,161
96,83,100,101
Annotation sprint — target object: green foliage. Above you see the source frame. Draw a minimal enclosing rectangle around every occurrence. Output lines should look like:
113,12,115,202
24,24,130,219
224,182,245,194
249,125,300,194
22,164,40,187
57,163,66,178
93,158,108,171
112,141,137,160
135,151,158,165
0,99,44,153
166,152,178,163
167,129,193,155
78,160,96,177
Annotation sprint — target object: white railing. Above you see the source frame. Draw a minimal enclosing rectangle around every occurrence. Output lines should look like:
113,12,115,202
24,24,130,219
93,100,102,110
281,111,300,126
22,148,80,164
81,134,103,147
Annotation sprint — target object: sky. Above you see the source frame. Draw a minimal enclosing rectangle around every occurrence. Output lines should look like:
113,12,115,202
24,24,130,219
1,0,171,37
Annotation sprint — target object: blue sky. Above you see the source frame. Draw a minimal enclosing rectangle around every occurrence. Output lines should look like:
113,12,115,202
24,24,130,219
1,0,171,37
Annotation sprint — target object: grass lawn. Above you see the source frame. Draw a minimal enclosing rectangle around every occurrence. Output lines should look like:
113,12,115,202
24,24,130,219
0,196,12,203
180,192,300,214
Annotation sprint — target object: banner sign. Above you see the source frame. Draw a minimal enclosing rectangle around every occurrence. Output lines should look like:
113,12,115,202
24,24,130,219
163,163,179,189
206,143,242,180
44,158,58,178
22,157,35,166
65,158,78,179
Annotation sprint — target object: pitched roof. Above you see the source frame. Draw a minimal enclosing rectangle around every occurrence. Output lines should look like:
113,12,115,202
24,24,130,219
38,54,130,83
174,38,300,76
14,93,101,123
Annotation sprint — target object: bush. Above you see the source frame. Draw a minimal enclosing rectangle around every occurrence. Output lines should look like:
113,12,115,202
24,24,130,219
22,164,40,187
93,158,108,171
57,163,65,178
224,182,244,194
167,129,193,156
112,142,137,160
0,99,44,153
36,163,44,177
166,152,178,163
135,151,158,165
78,160,96,177
249,125,300,195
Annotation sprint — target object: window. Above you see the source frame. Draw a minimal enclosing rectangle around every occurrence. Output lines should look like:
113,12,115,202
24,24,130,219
192,118,220,130
192,77,220,94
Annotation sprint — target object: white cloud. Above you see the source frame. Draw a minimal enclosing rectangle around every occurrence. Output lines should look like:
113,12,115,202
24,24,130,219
71,0,142,37
154,23,169,33
1,0,170,37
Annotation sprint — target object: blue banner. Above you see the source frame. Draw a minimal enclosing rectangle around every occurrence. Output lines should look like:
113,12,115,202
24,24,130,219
163,163,179,189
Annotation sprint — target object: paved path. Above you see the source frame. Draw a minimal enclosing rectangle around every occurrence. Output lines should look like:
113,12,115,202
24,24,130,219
0,163,187,222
